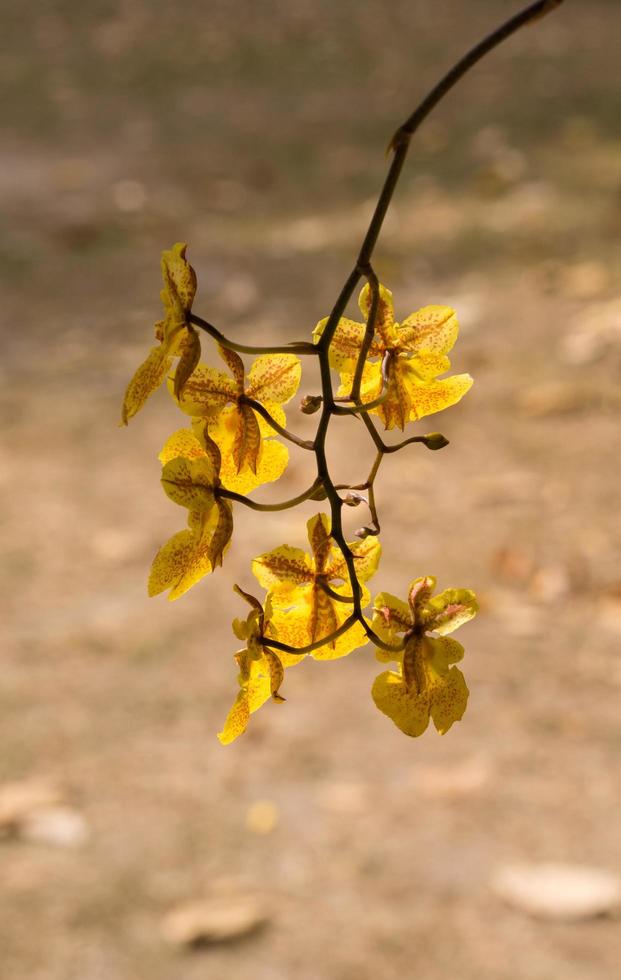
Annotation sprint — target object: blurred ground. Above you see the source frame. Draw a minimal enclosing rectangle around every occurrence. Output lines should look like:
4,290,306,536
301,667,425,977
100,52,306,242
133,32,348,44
2,1,621,978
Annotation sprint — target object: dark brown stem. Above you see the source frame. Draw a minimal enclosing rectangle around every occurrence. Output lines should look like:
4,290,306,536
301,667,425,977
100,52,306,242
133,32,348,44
239,395,314,450
261,615,358,656
222,1,565,662
190,312,318,357
349,266,379,403
254,0,566,660
218,478,322,512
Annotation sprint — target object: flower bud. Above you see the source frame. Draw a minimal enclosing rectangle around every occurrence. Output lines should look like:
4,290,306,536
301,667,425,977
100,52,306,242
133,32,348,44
344,491,365,507
423,432,449,451
300,394,322,415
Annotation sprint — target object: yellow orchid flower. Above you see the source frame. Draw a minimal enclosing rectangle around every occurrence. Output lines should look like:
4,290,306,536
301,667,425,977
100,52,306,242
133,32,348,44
121,243,200,424
314,282,472,430
371,576,478,736
218,588,286,745
149,428,233,600
252,513,381,660
173,345,301,494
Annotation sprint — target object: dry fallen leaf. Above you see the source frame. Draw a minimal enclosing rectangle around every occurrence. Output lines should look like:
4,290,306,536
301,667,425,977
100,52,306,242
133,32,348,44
492,862,621,921
0,780,89,848
161,896,268,947
0,780,64,837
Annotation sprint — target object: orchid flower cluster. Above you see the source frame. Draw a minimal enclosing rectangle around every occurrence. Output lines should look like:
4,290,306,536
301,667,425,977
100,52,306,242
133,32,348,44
121,244,478,742
120,0,564,744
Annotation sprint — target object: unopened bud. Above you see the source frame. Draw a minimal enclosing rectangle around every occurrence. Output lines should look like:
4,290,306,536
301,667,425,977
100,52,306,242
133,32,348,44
423,432,449,451
344,491,365,507
354,525,374,539
300,394,322,415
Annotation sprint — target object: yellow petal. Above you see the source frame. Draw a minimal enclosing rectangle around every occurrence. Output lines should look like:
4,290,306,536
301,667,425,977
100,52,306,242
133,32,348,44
404,368,473,422
208,410,289,493
358,282,395,346
372,592,412,660
224,441,288,494
217,689,250,745
148,527,213,600
332,581,371,608
159,428,207,465
160,456,216,511
246,354,301,405
244,655,275,714
398,305,459,356
252,545,314,593
423,588,478,635
175,363,237,417
161,242,197,312
159,272,187,340
325,535,381,585
252,438,289,488
266,608,311,667
121,346,172,425
311,607,368,661
217,651,279,744
406,351,451,381
376,357,413,431
425,636,465,674
429,666,469,734
371,669,431,737
256,401,286,438
338,359,382,403
314,315,371,373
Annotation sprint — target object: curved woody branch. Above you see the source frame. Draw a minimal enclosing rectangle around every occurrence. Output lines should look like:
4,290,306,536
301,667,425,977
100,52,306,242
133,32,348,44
193,1,565,662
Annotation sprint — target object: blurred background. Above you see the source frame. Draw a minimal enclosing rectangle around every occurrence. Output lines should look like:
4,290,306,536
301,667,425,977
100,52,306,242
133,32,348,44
2,1,621,977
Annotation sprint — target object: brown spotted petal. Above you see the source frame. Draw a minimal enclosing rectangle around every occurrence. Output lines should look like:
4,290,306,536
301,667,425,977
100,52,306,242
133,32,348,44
408,576,437,623
358,282,396,347
232,403,262,474
252,546,314,598
161,242,197,312
422,588,479,635
218,345,246,393
306,513,332,574
402,634,426,693
262,647,285,701
206,499,234,569
246,353,301,405
173,326,202,400
309,582,339,647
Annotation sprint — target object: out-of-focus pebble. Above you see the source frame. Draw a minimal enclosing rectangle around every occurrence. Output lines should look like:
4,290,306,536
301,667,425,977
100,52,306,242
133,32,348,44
20,807,90,849
245,800,279,835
